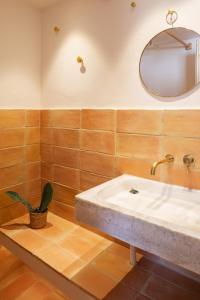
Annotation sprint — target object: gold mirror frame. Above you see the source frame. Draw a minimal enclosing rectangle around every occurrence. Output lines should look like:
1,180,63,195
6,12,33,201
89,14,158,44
139,27,200,98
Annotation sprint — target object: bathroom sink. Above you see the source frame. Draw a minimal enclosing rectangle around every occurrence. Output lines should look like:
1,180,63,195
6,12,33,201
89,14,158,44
76,175,200,275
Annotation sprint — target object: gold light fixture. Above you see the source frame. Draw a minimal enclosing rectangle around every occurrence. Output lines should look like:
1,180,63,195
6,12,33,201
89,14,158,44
131,2,136,8
54,26,60,33
77,56,84,64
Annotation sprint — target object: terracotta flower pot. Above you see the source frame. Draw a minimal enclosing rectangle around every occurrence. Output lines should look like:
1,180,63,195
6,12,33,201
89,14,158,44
29,210,48,229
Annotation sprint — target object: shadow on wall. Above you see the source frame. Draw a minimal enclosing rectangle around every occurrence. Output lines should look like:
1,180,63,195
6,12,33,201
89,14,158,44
43,0,193,105
43,0,189,64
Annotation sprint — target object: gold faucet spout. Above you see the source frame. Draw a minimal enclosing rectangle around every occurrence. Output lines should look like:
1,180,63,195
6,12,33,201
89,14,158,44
151,154,174,175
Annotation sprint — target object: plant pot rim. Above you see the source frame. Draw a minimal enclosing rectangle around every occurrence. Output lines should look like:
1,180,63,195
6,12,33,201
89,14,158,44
30,209,48,215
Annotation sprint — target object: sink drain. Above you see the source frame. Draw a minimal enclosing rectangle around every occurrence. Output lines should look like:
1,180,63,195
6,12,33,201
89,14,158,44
129,189,139,194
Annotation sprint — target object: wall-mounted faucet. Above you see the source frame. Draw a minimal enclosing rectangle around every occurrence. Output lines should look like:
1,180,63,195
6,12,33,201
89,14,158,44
151,154,175,175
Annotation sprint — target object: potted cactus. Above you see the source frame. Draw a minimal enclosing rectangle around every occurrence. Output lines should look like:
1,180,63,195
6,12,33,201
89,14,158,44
6,183,53,229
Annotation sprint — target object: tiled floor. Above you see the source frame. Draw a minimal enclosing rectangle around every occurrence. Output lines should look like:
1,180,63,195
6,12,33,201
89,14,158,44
0,213,200,299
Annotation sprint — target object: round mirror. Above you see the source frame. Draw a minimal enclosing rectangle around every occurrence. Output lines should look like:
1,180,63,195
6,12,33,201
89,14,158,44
140,27,200,97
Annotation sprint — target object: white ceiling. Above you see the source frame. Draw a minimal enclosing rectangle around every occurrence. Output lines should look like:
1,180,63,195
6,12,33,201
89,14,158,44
24,0,62,9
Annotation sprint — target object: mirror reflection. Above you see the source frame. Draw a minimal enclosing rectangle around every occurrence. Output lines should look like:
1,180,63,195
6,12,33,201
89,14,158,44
140,27,200,97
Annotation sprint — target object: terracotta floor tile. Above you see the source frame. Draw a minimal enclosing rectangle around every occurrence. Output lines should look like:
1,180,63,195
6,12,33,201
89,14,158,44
0,214,30,237
104,282,137,300
134,295,151,300
37,244,78,273
62,259,87,279
47,213,77,233
143,275,199,300
44,292,71,300
153,263,200,294
0,246,23,281
72,265,117,299
12,230,49,254
106,243,130,260
92,251,133,281
0,223,30,237
0,265,32,290
81,239,112,263
0,271,36,300
137,257,157,273
58,227,104,259
122,266,150,292
16,281,53,300
34,223,70,242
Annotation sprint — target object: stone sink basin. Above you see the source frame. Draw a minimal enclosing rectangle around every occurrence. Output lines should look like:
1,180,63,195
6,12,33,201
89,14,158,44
76,174,200,275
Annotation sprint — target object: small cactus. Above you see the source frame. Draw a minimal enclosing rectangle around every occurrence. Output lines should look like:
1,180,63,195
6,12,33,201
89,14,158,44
6,183,53,213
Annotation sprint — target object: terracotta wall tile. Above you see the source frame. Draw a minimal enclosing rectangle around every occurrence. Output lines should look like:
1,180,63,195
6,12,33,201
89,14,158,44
117,110,162,135
25,145,40,163
0,109,41,223
163,110,200,138
162,136,200,168
80,171,111,191
53,129,79,149
0,202,27,225
41,110,81,129
116,157,160,181
26,128,40,145
54,166,80,189
0,165,24,189
41,110,50,127
53,183,78,206
117,134,161,160
41,144,53,162
162,165,200,190
81,130,115,154
0,129,25,149
0,110,25,128
53,147,80,169
80,151,116,177
0,184,25,208
41,128,53,144
49,201,76,223
0,147,24,168
82,109,115,131
25,179,41,199
26,110,40,127
24,162,41,182
41,162,53,181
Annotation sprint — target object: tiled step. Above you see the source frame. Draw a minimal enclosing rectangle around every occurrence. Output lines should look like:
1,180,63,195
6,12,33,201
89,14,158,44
0,213,135,300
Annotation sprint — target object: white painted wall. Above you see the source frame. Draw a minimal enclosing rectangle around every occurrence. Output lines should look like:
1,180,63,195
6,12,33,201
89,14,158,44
0,0,42,108
42,0,200,109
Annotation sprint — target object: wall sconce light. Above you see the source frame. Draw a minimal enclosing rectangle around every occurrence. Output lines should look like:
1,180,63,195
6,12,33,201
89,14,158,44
131,2,136,8
77,56,84,64
54,26,60,33
77,56,86,74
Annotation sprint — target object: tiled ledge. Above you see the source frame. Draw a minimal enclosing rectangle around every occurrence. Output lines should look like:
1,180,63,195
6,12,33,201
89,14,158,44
0,213,135,300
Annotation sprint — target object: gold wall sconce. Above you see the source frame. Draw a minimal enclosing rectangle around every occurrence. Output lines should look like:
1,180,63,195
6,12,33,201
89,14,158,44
54,26,60,33
77,56,84,64
131,2,136,8
77,56,86,74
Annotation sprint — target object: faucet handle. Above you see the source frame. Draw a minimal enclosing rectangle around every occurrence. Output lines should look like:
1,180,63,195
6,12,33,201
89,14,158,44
165,154,175,162
183,154,195,173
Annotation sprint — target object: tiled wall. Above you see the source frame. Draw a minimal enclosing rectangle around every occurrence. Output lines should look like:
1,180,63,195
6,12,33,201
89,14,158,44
1,109,199,224
0,110,41,224
41,109,200,213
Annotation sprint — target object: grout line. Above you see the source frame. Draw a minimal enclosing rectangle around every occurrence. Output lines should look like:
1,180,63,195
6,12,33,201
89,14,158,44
139,273,154,298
